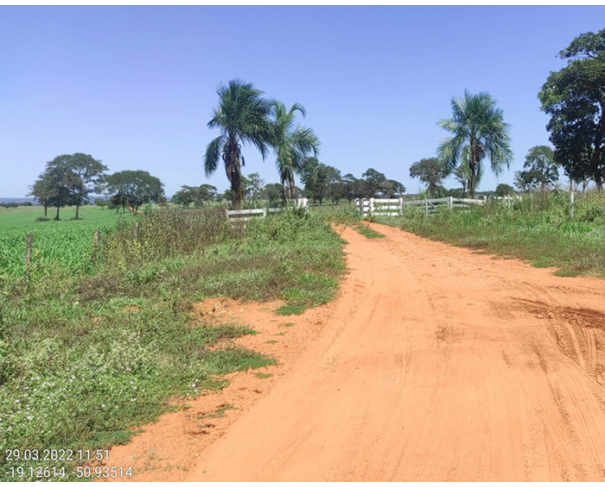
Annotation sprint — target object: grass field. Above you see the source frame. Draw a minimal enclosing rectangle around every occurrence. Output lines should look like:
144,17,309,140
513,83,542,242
0,206,346,480
376,191,605,278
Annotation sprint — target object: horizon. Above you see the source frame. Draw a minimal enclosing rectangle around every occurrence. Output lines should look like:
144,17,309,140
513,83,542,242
1,6,603,198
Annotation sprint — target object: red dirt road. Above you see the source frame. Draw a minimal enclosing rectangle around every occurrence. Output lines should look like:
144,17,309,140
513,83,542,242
186,223,605,482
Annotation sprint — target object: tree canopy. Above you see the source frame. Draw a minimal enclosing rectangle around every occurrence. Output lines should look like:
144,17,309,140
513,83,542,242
105,170,165,214
409,158,448,197
438,90,512,197
203,79,274,209
539,28,605,190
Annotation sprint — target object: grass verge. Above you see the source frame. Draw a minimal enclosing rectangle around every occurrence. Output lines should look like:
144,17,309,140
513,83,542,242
0,208,345,480
380,191,605,278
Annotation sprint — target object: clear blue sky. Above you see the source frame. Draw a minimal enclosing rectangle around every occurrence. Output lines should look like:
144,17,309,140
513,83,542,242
1,6,603,198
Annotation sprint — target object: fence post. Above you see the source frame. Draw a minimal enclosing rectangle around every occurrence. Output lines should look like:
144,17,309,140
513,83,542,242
262,209,267,218
399,198,403,215
425,199,428,216
25,233,33,279
369,198,374,217
92,228,99,267
134,222,139,242
448,196,453,209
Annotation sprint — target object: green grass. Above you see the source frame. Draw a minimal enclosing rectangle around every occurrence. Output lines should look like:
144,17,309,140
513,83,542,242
254,372,273,379
278,322,295,328
205,403,236,418
380,191,605,278
0,208,346,480
275,304,307,316
352,223,385,239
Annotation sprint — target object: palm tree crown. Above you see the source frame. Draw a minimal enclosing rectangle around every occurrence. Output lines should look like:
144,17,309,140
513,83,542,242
270,100,320,202
204,79,273,209
438,90,512,197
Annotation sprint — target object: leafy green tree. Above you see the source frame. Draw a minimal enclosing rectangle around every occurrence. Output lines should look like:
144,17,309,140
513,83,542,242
409,158,448,197
438,90,512,197
105,170,165,215
44,162,79,220
361,168,390,197
522,145,559,191
95,198,108,210
172,185,217,207
204,80,274,209
270,101,320,203
262,183,284,207
514,170,534,192
495,183,515,197
244,172,265,205
539,28,605,190
62,153,108,219
28,175,54,217
341,174,360,202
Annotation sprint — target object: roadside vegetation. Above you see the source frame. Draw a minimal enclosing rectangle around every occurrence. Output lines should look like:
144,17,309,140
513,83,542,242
381,191,605,278
0,206,345,480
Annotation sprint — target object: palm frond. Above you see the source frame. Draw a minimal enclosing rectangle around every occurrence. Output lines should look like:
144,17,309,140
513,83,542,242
204,135,225,177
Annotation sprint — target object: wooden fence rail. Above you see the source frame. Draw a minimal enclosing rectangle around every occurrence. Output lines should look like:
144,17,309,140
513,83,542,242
354,196,518,218
226,198,309,222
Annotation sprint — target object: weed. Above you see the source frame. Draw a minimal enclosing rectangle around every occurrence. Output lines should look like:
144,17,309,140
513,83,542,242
255,372,273,379
275,305,307,316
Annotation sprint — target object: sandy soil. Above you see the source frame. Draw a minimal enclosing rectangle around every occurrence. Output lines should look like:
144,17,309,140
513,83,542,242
105,223,605,481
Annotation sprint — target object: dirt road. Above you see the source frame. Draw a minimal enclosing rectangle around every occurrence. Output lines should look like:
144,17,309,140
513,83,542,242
186,223,605,481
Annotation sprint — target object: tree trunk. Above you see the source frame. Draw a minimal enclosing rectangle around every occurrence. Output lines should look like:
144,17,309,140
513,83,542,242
44,205,48,217
282,180,288,206
469,166,477,198
55,205,60,220
75,203,80,219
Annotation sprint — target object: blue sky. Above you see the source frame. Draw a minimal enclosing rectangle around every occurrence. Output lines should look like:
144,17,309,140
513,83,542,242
1,6,603,198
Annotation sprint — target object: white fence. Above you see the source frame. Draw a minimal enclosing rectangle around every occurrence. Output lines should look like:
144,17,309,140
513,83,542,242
354,196,517,218
226,198,308,222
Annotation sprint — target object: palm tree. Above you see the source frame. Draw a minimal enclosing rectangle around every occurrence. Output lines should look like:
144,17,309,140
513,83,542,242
270,100,320,203
454,146,484,198
204,80,274,209
438,90,512,198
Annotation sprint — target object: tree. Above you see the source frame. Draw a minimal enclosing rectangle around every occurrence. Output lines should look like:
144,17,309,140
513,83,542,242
514,170,534,192
495,183,515,197
387,180,406,198
29,175,54,217
539,28,605,190
522,145,559,191
95,198,108,210
270,101,320,203
172,185,217,207
409,158,448,197
105,170,165,215
438,90,513,197
361,168,390,197
44,163,78,220
59,153,107,219
244,172,265,205
203,79,274,209
262,183,284,207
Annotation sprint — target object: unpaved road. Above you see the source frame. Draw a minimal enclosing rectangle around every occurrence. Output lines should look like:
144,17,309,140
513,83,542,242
187,223,605,481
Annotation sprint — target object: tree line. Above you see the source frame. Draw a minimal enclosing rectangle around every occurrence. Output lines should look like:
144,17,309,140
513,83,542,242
29,154,165,220
28,28,604,216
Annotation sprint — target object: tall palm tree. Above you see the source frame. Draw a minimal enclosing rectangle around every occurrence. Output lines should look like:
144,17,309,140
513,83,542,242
454,146,484,197
204,79,274,209
270,101,320,203
438,90,512,198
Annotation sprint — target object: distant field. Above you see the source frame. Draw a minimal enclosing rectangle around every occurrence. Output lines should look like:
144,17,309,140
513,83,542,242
0,205,129,277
